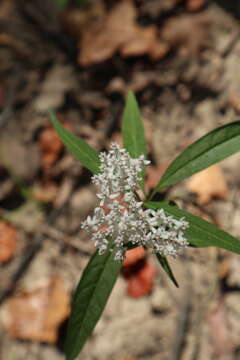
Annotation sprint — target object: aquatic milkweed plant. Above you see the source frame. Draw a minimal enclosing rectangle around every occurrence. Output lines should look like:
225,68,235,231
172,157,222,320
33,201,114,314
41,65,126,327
50,92,240,360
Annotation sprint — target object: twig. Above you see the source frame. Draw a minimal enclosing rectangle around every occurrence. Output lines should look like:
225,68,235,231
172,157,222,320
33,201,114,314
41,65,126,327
0,234,42,305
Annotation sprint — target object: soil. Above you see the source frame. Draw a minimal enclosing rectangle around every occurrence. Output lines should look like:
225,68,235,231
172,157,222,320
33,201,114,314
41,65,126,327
1,1,240,359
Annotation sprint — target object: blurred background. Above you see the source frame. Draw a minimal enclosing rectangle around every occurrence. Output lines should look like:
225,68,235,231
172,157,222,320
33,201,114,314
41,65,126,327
1,0,240,359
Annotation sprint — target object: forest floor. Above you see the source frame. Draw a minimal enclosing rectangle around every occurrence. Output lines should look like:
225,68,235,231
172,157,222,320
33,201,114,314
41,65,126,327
1,1,240,359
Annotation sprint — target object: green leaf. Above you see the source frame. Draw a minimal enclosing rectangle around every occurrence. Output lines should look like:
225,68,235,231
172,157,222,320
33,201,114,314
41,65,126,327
145,201,240,254
153,121,240,193
155,254,179,287
50,110,100,174
65,251,121,360
122,91,147,159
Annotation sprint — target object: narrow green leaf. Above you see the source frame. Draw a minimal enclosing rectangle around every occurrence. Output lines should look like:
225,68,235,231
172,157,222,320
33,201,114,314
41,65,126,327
122,91,147,159
145,201,240,254
65,251,121,360
50,110,100,174
153,121,240,193
155,254,179,287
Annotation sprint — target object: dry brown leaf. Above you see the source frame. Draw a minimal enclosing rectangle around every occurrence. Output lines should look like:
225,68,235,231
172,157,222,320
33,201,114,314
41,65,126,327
186,0,206,11
126,261,156,298
39,122,71,174
79,0,167,66
186,164,228,204
122,247,156,298
0,221,17,263
34,65,76,112
123,246,146,267
1,276,70,343
161,14,210,56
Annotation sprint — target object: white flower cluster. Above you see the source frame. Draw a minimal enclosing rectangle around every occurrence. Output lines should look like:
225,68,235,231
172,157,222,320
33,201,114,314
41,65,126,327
82,143,189,261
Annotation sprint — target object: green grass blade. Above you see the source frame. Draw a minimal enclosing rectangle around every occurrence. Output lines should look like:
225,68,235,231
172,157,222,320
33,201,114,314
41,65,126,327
65,251,121,360
50,110,100,174
153,121,240,193
145,201,240,254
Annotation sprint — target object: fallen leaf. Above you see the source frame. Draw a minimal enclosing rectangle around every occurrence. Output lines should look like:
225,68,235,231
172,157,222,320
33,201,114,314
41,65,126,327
33,65,76,112
122,248,156,298
39,121,71,175
127,261,156,298
186,164,228,204
1,276,70,343
79,0,168,66
161,14,210,56
124,246,146,267
0,221,17,263
186,0,206,11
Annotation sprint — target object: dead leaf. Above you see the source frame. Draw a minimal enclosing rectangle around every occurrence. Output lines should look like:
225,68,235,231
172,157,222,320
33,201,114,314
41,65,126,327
161,14,210,56
122,248,156,298
186,164,228,204
79,0,168,66
39,122,71,175
0,221,17,263
127,261,156,298
124,246,146,267
1,276,70,343
186,0,206,11
33,65,76,112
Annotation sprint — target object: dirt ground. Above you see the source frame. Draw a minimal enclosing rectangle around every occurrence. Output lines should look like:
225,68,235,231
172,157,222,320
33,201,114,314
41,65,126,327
1,0,240,359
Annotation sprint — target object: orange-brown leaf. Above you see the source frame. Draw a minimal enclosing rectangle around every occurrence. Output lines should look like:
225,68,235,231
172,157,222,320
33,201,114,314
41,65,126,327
1,276,70,343
127,261,156,298
79,0,167,66
124,246,146,267
0,221,17,263
39,122,71,174
186,164,228,204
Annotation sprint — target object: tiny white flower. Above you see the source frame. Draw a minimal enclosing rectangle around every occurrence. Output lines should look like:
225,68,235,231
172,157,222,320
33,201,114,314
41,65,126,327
81,143,189,260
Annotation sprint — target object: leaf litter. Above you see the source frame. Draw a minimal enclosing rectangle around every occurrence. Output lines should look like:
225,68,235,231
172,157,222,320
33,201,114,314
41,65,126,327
1,0,240,359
